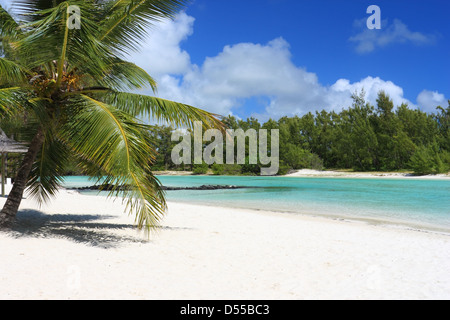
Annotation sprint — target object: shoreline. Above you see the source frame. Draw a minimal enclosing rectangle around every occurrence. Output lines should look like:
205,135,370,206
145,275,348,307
164,198,450,236
70,185,450,236
1,189,449,299
69,186,450,236
64,185,450,236
65,176,450,236
153,169,450,180
282,169,450,180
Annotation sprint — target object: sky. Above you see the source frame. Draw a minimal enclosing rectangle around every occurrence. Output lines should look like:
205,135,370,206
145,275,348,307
1,0,449,121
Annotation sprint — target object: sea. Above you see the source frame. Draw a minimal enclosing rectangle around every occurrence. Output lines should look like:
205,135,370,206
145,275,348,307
62,175,450,233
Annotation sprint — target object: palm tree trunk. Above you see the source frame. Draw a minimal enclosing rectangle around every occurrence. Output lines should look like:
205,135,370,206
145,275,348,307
0,128,44,228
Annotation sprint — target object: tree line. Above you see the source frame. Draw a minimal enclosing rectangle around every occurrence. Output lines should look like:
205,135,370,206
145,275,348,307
5,90,446,177
149,91,450,176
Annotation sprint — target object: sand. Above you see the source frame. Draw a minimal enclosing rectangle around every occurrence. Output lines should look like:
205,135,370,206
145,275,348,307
0,187,449,300
284,169,450,179
145,169,450,179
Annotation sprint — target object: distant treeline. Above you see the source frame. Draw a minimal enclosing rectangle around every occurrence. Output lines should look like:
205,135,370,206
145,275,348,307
149,91,450,176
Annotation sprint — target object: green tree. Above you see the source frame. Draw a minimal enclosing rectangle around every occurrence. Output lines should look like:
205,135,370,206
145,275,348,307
312,110,335,167
409,146,433,175
434,102,450,152
192,162,209,175
409,143,448,175
373,91,396,169
372,91,415,170
211,163,224,175
222,115,239,130
331,110,353,169
238,117,261,131
348,105,377,171
397,104,437,147
282,143,304,169
297,113,316,150
0,1,222,230
149,125,176,171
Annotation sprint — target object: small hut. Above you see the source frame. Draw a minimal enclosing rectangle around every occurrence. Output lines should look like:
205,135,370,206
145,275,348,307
0,129,28,196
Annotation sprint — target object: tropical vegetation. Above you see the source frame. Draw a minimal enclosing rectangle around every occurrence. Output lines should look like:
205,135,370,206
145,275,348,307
147,91,450,176
0,0,222,230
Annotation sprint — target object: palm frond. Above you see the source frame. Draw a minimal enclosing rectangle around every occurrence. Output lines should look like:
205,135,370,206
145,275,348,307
98,58,157,92
10,0,68,21
61,94,165,231
98,0,188,56
0,87,27,118
92,91,224,131
0,4,19,38
27,128,70,205
0,57,30,85
15,1,112,76
0,4,21,58
12,4,65,67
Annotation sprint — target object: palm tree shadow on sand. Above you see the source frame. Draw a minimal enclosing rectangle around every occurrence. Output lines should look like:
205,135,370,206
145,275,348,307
6,210,179,249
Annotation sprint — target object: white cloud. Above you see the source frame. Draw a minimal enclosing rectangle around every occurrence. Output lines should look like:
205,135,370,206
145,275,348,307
131,14,419,120
130,12,194,78
349,19,437,54
417,90,448,113
328,76,415,111
159,37,331,117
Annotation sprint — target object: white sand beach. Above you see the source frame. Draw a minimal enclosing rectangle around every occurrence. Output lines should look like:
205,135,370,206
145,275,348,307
0,187,449,300
152,169,450,179
284,169,450,179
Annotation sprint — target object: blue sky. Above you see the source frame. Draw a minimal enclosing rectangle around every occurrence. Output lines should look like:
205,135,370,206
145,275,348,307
184,0,448,91
176,0,449,119
1,0,449,120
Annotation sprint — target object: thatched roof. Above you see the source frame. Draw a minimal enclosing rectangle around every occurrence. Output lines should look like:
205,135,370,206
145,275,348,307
0,129,27,153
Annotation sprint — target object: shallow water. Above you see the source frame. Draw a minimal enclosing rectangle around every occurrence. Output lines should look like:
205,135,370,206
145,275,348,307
62,175,450,232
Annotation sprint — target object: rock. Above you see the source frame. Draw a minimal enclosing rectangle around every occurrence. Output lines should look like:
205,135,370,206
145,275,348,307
69,184,250,191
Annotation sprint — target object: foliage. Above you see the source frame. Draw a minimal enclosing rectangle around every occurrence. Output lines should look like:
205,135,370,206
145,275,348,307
0,0,222,231
192,162,209,175
409,144,449,175
145,92,449,176
211,163,224,175
212,164,242,175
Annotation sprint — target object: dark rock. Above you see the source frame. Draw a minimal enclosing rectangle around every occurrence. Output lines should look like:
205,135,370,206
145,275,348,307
69,184,250,191
163,185,248,191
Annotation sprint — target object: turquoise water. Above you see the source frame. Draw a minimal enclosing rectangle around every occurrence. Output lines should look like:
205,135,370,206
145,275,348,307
62,175,450,232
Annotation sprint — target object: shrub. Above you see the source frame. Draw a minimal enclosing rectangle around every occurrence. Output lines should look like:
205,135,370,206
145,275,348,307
211,163,224,175
192,162,209,175
408,145,449,175
222,164,242,175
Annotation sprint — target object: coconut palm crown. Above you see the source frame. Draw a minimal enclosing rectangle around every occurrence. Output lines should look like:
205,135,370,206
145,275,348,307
0,0,222,231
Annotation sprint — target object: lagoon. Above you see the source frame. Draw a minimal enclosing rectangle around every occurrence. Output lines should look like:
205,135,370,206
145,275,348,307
62,175,450,233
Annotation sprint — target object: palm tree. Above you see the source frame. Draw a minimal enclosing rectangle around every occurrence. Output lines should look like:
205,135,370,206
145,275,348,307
0,0,222,231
